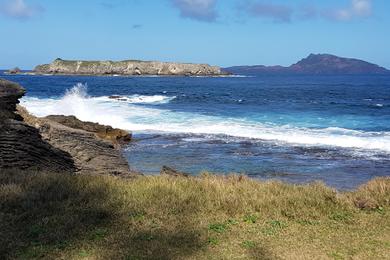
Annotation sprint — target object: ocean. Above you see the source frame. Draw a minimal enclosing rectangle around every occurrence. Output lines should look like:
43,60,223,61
2,72,390,189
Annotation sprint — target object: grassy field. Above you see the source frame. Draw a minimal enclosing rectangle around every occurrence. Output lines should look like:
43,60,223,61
0,170,389,259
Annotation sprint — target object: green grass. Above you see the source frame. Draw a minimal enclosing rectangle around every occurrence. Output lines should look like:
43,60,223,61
0,170,389,259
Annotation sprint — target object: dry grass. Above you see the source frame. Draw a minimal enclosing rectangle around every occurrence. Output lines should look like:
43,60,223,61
0,170,389,259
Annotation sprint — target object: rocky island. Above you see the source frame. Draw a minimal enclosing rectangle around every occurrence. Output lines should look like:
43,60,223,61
225,54,390,75
34,58,227,76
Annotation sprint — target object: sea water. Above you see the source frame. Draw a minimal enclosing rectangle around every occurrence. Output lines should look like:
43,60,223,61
3,72,390,189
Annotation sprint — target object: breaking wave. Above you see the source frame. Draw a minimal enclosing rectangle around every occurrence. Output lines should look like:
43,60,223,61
21,83,390,153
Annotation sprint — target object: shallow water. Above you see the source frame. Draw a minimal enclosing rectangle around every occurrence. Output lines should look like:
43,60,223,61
3,72,390,189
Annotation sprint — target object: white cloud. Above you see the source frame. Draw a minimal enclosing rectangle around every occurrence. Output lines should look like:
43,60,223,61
0,0,44,19
238,0,373,23
329,0,372,21
243,1,293,23
171,0,218,22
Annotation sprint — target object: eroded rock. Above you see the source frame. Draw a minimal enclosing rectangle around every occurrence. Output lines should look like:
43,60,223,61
0,78,136,176
18,108,136,176
0,79,75,172
44,115,132,145
34,58,228,76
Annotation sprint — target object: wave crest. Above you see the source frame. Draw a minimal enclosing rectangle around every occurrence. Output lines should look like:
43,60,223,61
21,83,390,153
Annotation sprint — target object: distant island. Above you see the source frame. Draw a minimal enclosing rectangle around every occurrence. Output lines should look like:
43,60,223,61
224,54,390,75
34,58,227,76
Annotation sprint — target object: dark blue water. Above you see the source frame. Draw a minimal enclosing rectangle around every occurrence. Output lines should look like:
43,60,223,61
2,72,390,189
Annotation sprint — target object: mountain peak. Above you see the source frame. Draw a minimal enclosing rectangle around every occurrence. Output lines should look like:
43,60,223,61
224,54,390,75
290,54,388,74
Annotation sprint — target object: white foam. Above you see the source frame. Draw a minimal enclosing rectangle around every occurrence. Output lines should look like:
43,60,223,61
21,83,390,153
96,94,176,104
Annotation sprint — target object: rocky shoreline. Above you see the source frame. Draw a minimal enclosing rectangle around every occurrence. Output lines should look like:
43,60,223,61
0,79,137,176
34,58,228,76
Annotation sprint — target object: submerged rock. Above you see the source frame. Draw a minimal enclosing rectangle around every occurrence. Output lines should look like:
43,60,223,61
34,58,228,76
6,67,21,74
160,166,189,177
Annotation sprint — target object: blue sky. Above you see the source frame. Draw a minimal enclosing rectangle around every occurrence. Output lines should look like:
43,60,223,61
0,0,389,69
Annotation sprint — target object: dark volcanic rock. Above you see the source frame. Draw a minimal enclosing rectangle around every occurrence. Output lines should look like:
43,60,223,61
0,79,75,172
224,54,390,75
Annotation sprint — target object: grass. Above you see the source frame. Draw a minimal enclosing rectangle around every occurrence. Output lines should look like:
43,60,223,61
0,170,389,259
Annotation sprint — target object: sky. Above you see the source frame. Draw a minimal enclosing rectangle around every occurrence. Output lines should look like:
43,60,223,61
0,0,389,69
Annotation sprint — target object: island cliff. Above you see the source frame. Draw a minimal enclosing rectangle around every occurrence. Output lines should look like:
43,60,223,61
225,54,390,75
34,58,227,76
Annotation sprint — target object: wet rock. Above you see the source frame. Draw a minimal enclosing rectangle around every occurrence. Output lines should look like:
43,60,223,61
109,95,122,99
160,166,189,177
7,67,21,74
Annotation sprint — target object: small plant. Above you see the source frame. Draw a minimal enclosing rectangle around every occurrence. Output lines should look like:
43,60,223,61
208,223,228,233
136,234,154,241
262,227,277,236
78,250,91,257
269,220,287,229
129,212,145,221
208,237,219,246
227,218,239,225
243,214,258,224
297,219,320,226
241,240,255,248
329,212,352,222
328,251,344,260
89,228,108,241
376,206,385,214
262,220,287,236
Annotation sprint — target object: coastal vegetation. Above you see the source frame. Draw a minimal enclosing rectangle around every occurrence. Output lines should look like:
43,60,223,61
34,58,226,76
1,170,389,259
